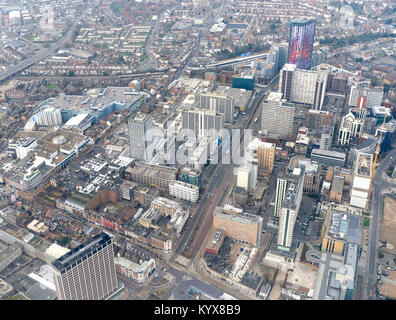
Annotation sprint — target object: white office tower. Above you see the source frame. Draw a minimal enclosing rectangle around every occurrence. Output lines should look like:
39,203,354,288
349,80,384,108
128,113,155,162
277,166,305,251
51,232,119,300
320,126,333,151
236,164,258,192
338,111,364,145
9,10,21,25
279,63,328,110
313,66,329,110
194,93,234,123
261,92,295,140
30,107,62,126
279,63,296,101
274,176,288,218
181,108,224,138
350,153,372,209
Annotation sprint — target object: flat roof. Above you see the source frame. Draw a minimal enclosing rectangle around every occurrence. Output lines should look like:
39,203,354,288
311,148,346,159
172,279,236,300
214,207,262,225
51,232,111,273
356,153,372,177
206,228,225,253
267,91,283,101
114,256,155,273
125,162,177,180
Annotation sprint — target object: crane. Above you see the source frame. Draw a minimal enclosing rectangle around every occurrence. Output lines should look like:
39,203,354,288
368,114,387,196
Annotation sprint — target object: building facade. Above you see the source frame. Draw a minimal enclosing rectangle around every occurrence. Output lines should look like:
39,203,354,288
181,108,224,138
51,232,118,300
169,180,199,203
128,113,155,162
261,92,295,140
277,166,305,251
279,63,328,110
288,19,316,70
350,153,372,209
338,111,364,146
194,92,234,123
114,256,155,283
124,162,177,192
213,206,263,246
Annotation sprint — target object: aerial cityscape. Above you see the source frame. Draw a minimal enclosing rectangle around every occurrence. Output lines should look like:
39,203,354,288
0,0,395,304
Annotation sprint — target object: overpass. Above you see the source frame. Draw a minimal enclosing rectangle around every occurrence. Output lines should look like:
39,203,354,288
15,71,166,81
205,52,268,69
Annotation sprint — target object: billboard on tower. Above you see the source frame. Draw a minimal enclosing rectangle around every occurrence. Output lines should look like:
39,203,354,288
288,19,316,70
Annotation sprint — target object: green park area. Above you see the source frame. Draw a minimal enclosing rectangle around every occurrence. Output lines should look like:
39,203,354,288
363,216,370,228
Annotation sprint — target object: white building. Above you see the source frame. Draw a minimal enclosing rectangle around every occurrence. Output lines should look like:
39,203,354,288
189,137,210,171
8,137,37,159
169,180,199,203
261,91,295,140
194,92,234,123
9,10,21,25
279,63,328,110
236,163,258,193
29,107,62,127
277,166,305,251
128,113,157,163
114,256,155,284
349,81,384,109
350,153,372,209
338,111,364,145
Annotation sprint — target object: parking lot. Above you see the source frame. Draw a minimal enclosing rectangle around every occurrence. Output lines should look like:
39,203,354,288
293,195,321,242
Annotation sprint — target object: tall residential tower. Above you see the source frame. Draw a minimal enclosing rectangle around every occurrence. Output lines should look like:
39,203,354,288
277,166,305,251
261,92,295,140
51,232,119,300
288,19,316,70
128,113,155,162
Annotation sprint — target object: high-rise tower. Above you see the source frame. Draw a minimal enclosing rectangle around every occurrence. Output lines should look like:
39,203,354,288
51,232,118,300
288,19,316,70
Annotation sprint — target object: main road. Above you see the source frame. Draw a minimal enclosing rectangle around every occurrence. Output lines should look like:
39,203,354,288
366,145,396,299
171,87,267,261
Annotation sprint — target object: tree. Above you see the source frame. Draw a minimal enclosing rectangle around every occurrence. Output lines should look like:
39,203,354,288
57,236,70,246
